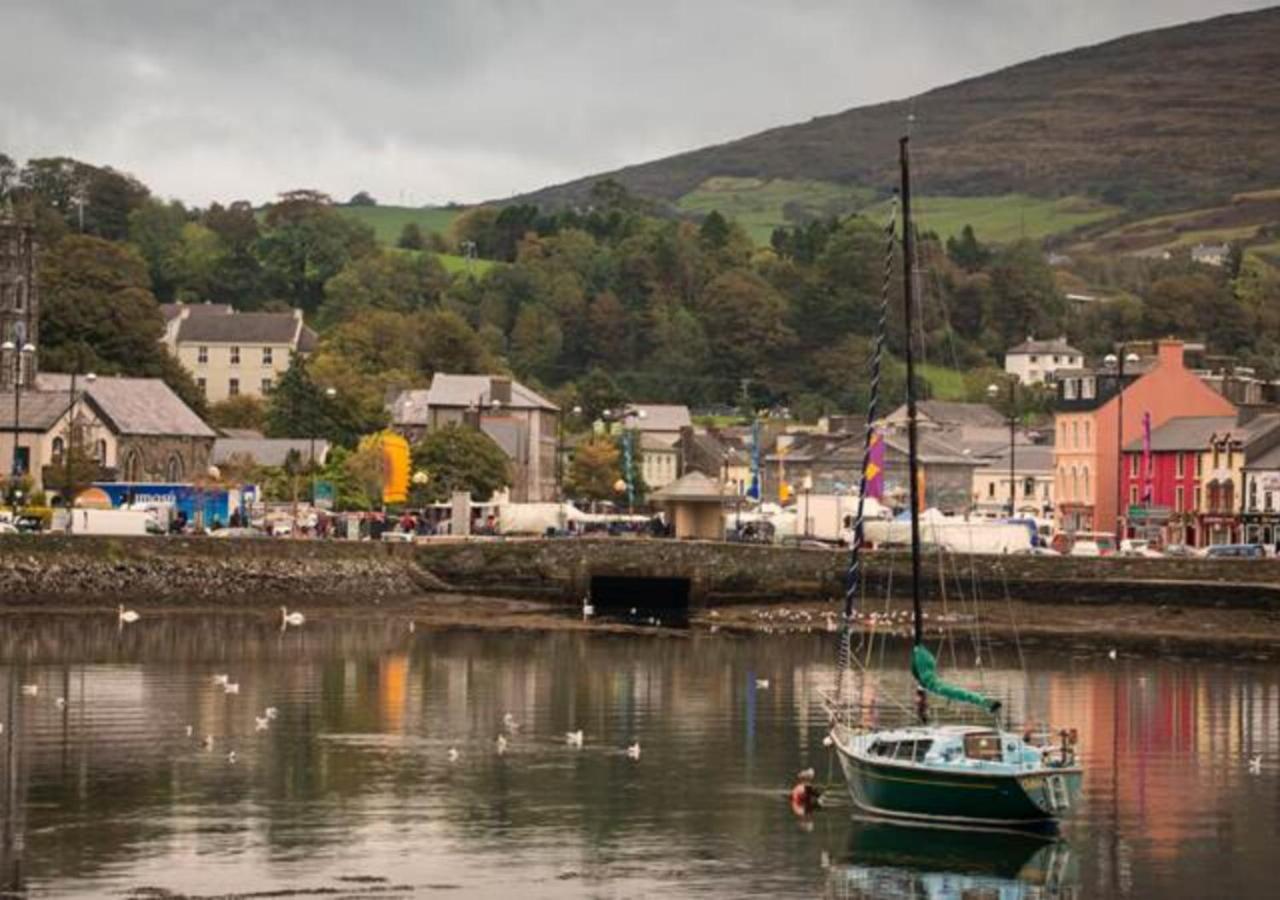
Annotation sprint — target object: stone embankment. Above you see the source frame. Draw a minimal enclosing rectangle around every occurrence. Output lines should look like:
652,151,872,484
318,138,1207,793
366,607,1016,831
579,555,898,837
0,535,439,607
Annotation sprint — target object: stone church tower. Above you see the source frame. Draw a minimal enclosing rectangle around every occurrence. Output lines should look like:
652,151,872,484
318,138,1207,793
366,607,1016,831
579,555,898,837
0,206,38,390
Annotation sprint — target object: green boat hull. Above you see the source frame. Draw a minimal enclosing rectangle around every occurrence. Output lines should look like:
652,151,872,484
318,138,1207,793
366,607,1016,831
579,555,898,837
835,743,1082,826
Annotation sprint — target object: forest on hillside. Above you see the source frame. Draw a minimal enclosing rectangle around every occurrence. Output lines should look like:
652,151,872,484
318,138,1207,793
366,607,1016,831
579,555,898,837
2,155,1279,446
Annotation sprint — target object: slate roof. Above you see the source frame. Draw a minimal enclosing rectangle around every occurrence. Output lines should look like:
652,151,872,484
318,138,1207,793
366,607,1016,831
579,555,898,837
649,471,728,503
36,374,215,438
1006,336,1082,356
160,302,232,323
886,400,1006,429
424,374,558,412
0,391,76,431
1123,416,1236,452
389,389,432,426
625,404,691,433
983,442,1055,473
176,311,313,346
213,438,330,468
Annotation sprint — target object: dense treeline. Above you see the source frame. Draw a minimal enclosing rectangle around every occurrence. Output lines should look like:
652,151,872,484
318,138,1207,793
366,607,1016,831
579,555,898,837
3,153,1279,441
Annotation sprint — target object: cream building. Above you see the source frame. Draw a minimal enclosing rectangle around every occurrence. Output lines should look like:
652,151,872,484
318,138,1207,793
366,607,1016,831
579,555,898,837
1004,337,1083,386
161,303,318,403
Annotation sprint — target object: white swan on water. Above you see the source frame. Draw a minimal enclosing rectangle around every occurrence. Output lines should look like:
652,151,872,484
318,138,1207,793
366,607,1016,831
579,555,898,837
280,606,305,627
566,730,584,748
118,605,140,625
626,742,641,761
495,735,508,755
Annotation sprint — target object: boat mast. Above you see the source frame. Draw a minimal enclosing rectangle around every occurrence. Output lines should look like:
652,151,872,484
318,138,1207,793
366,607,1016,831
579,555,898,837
899,136,924,649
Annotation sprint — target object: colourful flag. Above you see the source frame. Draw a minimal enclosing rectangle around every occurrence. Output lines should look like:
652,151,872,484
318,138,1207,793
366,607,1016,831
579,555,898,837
864,429,885,500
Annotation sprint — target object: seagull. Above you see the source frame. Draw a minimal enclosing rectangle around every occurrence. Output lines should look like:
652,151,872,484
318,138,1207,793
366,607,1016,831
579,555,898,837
20,684,37,697
756,678,770,690
1108,649,1118,661
1249,754,1262,774
117,604,140,625
447,747,460,763
254,716,270,732
212,674,230,686
264,707,279,720
280,606,305,628
502,712,520,733
227,751,237,764
55,697,66,710
223,682,240,695
496,735,508,755
566,730,584,748
626,742,641,761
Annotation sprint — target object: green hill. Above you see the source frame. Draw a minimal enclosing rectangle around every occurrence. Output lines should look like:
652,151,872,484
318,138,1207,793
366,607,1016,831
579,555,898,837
514,8,1280,224
334,205,461,245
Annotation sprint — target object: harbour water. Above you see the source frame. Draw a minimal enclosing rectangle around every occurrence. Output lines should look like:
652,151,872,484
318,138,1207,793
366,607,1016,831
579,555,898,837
0,613,1277,898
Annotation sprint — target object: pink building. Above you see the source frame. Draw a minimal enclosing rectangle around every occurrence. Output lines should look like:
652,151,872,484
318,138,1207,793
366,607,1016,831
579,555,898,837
1053,340,1236,537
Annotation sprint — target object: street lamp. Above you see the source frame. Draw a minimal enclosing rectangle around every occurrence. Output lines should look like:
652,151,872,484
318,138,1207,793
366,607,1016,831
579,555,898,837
3,341,37,506
310,386,337,507
801,473,814,538
987,378,1018,517
1104,349,1140,541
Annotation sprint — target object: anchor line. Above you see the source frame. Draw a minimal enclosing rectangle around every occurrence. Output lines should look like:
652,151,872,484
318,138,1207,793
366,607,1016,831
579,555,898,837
837,197,898,695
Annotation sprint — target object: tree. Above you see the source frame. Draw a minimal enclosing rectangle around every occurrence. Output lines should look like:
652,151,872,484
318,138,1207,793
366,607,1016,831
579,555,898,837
39,235,207,414
509,303,563,382
697,269,795,397
566,436,622,501
576,367,627,424
207,395,268,432
317,249,448,327
264,359,373,447
257,190,378,311
699,210,731,249
348,191,377,206
411,424,510,502
128,199,189,301
946,224,991,272
397,222,426,250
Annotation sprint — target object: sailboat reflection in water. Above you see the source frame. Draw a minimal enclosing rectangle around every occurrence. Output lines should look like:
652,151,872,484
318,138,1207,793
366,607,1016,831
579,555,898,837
824,820,1078,899
824,135,1083,829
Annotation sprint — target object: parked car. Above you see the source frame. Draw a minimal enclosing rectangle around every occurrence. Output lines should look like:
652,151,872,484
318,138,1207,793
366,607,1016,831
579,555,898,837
1163,543,1200,558
1205,543,1266,559
1069,540,1102,557
1119,539,1162,558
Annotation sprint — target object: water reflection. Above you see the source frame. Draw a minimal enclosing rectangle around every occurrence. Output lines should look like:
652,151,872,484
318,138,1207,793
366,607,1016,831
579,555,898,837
0,614,1276,898
826,821,1076,899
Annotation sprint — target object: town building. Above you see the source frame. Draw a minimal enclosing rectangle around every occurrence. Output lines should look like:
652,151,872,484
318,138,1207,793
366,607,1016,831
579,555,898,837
648,472,729,540
388,374,560,502
623,404,692,445
161,303,318,403
1190,242,1230,267
1238,418,1280,547
1053,340,1237,537
212,436,331,470
1003,336,1083,385
972,443,1055,518
639,433,680,491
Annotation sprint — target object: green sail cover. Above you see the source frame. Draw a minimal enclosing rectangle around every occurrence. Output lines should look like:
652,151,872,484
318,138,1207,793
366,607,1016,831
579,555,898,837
911,645,1001,713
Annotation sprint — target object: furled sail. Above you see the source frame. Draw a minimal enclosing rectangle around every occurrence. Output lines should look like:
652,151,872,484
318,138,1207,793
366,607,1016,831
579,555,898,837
911,645,1001,713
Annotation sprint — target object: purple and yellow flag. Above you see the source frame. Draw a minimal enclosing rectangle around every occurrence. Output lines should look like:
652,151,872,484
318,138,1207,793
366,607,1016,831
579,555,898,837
865,429,885,500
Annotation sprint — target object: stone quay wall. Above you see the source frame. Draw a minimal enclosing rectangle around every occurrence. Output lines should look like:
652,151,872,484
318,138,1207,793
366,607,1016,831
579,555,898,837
0,535,435,608
5,534,1280,611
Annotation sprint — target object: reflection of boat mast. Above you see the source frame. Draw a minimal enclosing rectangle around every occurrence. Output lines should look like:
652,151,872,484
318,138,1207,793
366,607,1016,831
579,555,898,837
2,672,25,893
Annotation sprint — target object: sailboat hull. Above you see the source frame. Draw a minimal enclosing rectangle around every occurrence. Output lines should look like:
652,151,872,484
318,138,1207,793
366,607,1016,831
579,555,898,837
833,736,1082,827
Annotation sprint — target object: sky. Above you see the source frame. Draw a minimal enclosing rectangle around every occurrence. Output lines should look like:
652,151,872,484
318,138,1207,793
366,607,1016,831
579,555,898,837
1,0,1273,208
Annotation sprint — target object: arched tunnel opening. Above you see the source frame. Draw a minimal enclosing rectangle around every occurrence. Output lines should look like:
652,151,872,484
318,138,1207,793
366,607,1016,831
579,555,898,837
588,575,692,623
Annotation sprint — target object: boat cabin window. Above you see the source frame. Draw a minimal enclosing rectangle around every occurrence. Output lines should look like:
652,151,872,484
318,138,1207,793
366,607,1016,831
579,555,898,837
963,733,1004,762
869,739,933,762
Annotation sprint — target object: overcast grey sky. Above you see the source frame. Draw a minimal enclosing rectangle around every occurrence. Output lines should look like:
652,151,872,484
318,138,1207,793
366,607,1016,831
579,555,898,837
1,0,1272,207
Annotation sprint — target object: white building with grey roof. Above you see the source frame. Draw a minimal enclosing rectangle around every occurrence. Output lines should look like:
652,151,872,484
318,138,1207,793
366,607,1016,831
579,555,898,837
1003,336,1083,385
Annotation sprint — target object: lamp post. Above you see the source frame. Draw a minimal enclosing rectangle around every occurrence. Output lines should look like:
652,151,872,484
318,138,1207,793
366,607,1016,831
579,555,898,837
987,377,1018,517
801,473,814,538
3,341,36,508
1105,349,1140,542
310,386,336,508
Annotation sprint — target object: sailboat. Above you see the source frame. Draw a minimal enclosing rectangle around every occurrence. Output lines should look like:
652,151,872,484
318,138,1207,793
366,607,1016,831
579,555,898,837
826,136,1083,828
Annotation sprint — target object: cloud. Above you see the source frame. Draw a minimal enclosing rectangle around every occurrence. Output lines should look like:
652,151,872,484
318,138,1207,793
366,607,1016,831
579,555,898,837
0,0,1270,206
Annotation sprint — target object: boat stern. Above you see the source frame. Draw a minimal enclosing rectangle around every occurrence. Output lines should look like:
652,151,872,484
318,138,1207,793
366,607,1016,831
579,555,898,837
1018,769,1083,818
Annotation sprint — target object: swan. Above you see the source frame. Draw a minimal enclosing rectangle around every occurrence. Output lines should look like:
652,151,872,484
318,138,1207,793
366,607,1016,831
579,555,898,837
1108,648,1118,661
1249,754,1262,774
447,747,459,763
496,735,508,755
264,706,279,720
626,742,641,761
755,678,770,690
502,712,520,733
566,730,584,748
212,674,230,686
185,725,194,738
20,684,37,697
223,682,240,695
203,735,214,751
118,604,140,624
227,751,237,764
55,697,66,710
280,606,305,627
254,716,270,732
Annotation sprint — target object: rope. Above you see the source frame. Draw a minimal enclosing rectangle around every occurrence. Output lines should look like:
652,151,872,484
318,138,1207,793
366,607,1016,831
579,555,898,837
837,197,898,696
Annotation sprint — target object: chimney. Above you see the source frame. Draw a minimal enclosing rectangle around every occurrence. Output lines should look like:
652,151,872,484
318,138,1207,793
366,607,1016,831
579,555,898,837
1156,340,1184,370
490,376,512,405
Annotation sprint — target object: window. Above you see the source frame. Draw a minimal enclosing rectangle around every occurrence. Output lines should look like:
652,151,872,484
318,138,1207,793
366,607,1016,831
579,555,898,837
1227,447,1234,470
1213,447,1220,470
197,346,208,364
123,450,142,482
1196,455,1203,477
94,439,107,464
1030,355,1039,363
166,454,184,482
1250,480,1258,510
1176,485,1184,512
14,283,25,311
988,482,995,498
1052,355,1060,364
964,733,1003,762
1072,422,1079,448
262,347,274,366
1176,453,1185,478
1082,377,1096,399
1071,467,1079,501
196,377,207,393
261,378,274,394
1063,379,1078,400
1082,467,1090,500
1083,421,1091,448
1194,486,1201,510
230,346,240,365
1023,476,1035,498
52,436,65,462
1224,482,1235,511
229,378,240,397
1267,492,1274,512
1130,485,1139,505
1131,455,1140,476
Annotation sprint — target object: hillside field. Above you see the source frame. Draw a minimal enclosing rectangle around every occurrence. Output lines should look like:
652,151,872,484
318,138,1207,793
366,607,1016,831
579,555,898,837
335,205,462,244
